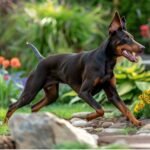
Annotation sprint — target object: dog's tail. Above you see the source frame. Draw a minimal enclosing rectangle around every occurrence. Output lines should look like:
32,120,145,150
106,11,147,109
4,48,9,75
26,42,44,61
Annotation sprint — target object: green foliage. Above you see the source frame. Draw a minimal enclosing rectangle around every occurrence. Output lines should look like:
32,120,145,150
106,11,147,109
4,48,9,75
0,1,107,72
100,143,130,150
0,108,9,135
141,104,150,118
0,124,9,135
122,127,137,135
53,142,91,149
0,74,20,107
115,58,150,101
118,0,150,53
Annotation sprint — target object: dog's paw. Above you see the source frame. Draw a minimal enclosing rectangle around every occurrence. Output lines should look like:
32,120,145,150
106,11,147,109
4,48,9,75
132,120,143,127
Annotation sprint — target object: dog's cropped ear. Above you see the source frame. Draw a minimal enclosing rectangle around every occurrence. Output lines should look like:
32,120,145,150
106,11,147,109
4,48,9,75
109,11,122,34
121,16,126,30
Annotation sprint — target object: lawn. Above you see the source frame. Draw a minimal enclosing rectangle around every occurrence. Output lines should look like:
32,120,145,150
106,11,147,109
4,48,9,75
0,102,118,135
0,103,94,135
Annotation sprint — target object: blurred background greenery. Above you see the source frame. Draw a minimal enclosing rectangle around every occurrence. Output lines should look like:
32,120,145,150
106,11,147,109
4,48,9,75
0,0,150,122
1,0,150,71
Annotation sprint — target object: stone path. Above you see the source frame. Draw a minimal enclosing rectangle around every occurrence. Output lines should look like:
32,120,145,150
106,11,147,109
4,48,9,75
0,111,150,149
70,112,150,149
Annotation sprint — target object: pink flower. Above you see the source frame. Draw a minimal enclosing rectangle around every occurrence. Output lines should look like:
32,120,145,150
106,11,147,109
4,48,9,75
140,25,149,31
3,74,9,80
140,25,150,38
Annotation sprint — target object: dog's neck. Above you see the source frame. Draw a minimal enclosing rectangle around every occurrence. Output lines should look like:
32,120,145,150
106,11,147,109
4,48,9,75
95,38,117,62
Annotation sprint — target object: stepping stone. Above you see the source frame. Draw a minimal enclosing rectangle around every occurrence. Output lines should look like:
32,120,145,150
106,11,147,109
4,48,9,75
101,122,114,128
141,119,150,124
88,120,100,128
94,128,103,132
72,120,89,127
98,135,150,149
72,112,91,119
136,124,150,136
110,122,127,128
99,128,125,136
70,117,83,123
82,127,94,132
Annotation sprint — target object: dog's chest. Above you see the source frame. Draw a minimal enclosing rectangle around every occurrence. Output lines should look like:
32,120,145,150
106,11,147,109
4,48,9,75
101,60,116,81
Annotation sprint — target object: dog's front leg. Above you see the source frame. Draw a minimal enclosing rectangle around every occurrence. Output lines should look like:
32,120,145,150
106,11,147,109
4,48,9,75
78,79,104,121
103,77,142,127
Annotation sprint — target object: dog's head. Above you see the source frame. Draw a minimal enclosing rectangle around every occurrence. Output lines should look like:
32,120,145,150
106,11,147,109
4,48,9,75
108,12,145,62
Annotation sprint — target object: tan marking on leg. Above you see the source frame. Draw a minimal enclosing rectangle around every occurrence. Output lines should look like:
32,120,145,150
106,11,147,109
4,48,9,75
86,109,104,121
32,84,58,112
93,77,101,86
32,97,48,112
110,76,116,87
3,108,17,124
117,102,142,126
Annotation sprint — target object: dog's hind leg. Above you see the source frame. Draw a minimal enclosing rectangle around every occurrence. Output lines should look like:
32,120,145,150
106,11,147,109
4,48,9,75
4,63,47,123
31,84,59,112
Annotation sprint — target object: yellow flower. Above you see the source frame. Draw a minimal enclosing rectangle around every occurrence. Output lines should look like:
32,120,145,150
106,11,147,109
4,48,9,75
135,90,150,114
138,100,145,109
139,95,143,100
143,98,150,104
144,90,150,95
138,90,150,103
134,100,145,113
134,103,140,113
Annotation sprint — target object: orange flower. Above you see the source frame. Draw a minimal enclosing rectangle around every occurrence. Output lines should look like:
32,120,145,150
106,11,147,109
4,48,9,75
2,60,10,68
0,56,5,65
10,57,21,68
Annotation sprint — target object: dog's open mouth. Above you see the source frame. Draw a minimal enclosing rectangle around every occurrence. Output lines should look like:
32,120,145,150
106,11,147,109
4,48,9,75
122,50,140,62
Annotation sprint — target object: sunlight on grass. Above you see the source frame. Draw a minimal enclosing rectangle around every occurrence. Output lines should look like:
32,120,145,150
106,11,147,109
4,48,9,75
0,102,119,135
0,103,93,135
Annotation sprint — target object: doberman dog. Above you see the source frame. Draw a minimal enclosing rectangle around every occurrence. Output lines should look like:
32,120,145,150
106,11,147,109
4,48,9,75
4,12,145,126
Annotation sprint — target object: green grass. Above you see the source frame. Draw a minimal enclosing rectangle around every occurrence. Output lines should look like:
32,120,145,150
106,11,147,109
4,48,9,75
122,127,138,135
0,103,93,135
53,142,91,149
0,102,122,135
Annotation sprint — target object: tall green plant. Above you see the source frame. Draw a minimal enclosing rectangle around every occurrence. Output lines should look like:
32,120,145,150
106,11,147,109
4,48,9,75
0,1,108,72
0,75,20,107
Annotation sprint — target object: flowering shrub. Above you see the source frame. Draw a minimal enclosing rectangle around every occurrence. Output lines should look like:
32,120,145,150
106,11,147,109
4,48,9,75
0,55,26,107
0,56,21,69
140,23,150,54
134,90,150,119
140,25,150,38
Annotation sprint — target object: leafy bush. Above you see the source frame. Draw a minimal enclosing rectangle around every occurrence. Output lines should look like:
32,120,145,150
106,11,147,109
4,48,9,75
118,0,150,53
115,58,150,101
0,1,107,72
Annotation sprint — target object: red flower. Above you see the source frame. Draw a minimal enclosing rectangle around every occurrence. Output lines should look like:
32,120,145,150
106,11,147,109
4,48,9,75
0,56,5,65
140,25,149,31
140,25,150,38
10,57,21,68
2,60,10,68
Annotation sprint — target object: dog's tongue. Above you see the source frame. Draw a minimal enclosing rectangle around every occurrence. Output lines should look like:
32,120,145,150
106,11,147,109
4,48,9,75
122,50,138,62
